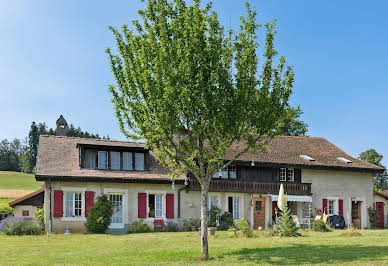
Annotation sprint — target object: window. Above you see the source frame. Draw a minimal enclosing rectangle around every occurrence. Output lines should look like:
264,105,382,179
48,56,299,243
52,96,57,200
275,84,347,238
123,152,132,170
110,152,120,170
228,196,240,219
328,200,335,215
255,201,262,211
148,194,163,218
135,153,145,171
98,151,108,169
280,168,286,181
229,166,237,179
65,192,82,217
22,210,29,217
221,168,228,179
287,168,294,182
208,196,217,210
213,170,221,178
85,151,96,169
109,194,123,225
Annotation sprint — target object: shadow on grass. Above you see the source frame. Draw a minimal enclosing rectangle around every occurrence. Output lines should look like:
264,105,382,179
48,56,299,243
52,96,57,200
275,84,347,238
222,244,388,265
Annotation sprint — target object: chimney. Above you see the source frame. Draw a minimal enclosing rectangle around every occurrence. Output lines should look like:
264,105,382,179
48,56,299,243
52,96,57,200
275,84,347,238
56,115,69,136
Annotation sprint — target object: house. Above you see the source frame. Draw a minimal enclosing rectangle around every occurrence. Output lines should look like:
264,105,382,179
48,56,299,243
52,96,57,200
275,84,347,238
373,190,388,228
8,188,45,218
35,135,383,234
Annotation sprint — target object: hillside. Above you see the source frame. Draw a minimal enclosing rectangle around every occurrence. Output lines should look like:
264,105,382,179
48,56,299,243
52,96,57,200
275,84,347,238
0,171,42,200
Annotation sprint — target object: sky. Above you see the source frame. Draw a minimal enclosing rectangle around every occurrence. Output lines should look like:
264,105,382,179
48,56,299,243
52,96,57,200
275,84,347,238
1,0,387,166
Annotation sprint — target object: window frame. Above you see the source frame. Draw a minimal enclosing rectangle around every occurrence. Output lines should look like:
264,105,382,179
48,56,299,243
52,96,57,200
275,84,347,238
208,196,218,210
287,168,294,182
327,197,339,216
135,152,145,171
110,151,121,170
97,151,108,170
145,190,167,220
279,168,287,182
109,193,124,227
84,150,96,169
22,210,29,217
228,165,237,179
61,188,86,222
122,152,133,171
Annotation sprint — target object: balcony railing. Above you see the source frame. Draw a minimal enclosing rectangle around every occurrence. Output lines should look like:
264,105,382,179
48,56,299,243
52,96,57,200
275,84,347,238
189,179,311,195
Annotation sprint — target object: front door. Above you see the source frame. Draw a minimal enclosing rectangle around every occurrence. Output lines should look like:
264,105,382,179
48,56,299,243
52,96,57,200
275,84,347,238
253,197,265,229
376,202,384,228
351,201,361,229
109,194,124,228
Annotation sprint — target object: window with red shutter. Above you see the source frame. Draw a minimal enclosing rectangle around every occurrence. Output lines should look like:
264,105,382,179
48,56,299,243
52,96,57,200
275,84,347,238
85,191,95,217
338,199,343,216
166,194,174,219
322,198,327,215
53,190,63,217
138,193,147,218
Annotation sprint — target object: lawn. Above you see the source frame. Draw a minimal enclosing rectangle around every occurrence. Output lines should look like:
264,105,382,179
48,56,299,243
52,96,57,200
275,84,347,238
0,171,42,191
1,230,388,265
0,198,15,206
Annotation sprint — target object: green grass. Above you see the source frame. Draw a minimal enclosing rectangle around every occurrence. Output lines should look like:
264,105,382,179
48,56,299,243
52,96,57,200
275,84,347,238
1,230,388,265
0,171,41,190
0,198,15,206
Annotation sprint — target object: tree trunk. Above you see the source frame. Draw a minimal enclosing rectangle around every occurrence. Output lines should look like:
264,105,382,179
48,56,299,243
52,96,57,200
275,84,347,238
200,182,209,260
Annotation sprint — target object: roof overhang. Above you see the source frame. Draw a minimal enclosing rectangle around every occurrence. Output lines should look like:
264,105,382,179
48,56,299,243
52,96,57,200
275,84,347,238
8,188,45,207
271,194,312,202
76,143,147,152
35,175,184,184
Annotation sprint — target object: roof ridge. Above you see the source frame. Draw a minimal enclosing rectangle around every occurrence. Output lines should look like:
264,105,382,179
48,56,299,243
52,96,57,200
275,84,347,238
40,135,145,144
275,135,325,140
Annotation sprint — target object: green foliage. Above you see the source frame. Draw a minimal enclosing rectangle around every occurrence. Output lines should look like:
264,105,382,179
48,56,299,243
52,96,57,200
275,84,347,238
218,211,234,231
208,205,222,227
34,207,45,230
276,106,308,136
359,149,387,191
128,220,152,233
276,205,301,237
85,194,113,234
0,205,14,221
159,220,178,232
341,227,362,237
368,204,378,228
182,217,201,231
233,218,253,238
312,219,330,232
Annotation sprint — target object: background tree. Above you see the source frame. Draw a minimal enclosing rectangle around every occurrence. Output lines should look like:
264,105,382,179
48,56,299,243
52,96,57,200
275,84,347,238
107,0,294,259
359,149,387,190
277,106,308,136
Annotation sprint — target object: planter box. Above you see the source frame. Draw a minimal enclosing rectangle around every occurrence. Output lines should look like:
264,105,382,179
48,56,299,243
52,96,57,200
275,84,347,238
198,227,216,236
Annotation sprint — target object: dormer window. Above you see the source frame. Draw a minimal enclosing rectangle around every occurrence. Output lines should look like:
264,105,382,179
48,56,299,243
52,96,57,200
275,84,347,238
98,151,108,169
123,152,133,170
85,151,96,169
135,153,145,171
111,152,120,170
337,157,352,164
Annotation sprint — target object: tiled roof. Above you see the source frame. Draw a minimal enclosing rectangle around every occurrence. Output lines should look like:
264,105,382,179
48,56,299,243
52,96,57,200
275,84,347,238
224,136,383,172
36,135,383,182
35,135,175,181
8,188,45,207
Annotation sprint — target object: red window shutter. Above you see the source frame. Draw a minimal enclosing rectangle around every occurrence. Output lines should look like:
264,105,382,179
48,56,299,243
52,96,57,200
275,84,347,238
53,190,63,217
138,193,147,218
85,191,95,217
322,198,327,215
339,199,343,216
166,193,174,219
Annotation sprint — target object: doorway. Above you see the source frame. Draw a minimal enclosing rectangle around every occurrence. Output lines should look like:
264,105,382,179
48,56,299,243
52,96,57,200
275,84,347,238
376,202,384,228
253,197,265,229
351,201,361,229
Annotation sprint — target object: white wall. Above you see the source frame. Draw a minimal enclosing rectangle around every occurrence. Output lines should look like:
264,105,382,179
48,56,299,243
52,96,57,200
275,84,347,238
13,205,38,219
302,169,374,229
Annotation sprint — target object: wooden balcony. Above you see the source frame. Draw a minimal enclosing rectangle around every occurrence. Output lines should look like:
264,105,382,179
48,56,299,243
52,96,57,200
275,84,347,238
188,179,311,195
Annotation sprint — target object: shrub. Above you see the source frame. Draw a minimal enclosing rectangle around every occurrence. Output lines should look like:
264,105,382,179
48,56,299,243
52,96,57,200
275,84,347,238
0,217,41,235
312,219,330,232
208,205,222,227
34,207,45,230
0,205,14,221
85,194,113,234
368,204,377,228
234,218,253,238
161,220,178,232
189,217,201,229
276,205,301,237
218,211,234,231
128,220,152,233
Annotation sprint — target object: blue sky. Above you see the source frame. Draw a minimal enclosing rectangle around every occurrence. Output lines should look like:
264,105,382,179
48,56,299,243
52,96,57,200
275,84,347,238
1,0,387,166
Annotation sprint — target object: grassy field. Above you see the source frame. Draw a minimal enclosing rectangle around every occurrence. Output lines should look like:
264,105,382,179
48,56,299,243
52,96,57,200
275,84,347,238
0,198,15,206
0,171,42,198
1,230,388,265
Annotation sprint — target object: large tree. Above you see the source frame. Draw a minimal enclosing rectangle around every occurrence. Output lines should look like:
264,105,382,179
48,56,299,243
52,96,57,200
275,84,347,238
359,149,387,190
107,0,294,259
277,106,308,136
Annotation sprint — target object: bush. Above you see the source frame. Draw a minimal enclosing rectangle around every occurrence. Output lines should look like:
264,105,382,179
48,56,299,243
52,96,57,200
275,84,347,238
218,211,234,231
312,219,330,232
234,218,253,238
85,194,113,234
276,205,301,237
128,220,152,233
208,205,222,227
0,205,14,221
368,204,377,228
34,207,45,230
161,220,178,232
0,217,41,235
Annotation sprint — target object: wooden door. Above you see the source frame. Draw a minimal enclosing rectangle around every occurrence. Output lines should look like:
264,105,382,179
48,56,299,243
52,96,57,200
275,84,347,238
253,197,266,229
351,201,361,229
376,202,384,228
